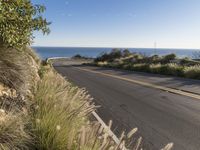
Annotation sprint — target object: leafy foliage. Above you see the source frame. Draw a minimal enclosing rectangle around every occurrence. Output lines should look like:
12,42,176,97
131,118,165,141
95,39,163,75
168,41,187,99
0,0,50,49
95,49,123,62
162,53,176,63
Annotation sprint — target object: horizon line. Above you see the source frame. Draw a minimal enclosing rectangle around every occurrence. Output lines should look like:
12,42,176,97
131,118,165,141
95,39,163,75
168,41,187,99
31,45,200,50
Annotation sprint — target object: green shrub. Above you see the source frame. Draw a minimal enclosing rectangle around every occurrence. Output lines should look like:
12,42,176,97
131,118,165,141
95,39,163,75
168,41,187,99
0,0,50,49
180,58,200,66
149,63,162,74
184,65,200,79
122,63,133,70
132,54,144,62
160,63,184,76
132,64,150,72
109,49,123,60
166,63,184,76
122,49,132,57
97,61,108,67
162,53,176,63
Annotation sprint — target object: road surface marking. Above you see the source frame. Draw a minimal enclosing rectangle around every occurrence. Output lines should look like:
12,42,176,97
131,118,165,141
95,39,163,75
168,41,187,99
76,67,200,100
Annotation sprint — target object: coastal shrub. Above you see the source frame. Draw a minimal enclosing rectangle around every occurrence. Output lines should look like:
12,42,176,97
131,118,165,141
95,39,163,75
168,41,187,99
97,61,108,67
95,53,109,62
166,63,184,76
95,49,123,62
132,54,144,63
122,63,133,70
132,64,150,72
162,53,176,63
0,0,50,49
109,49,123,60
149,63,162,74
73,54,82,59
122,49,132,57
184,65,200,79
159,63,184,76
150,55,162,63
180,58,200,66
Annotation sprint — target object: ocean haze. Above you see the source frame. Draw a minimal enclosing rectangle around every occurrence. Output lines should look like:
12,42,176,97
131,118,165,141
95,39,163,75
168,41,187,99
33,47,200,59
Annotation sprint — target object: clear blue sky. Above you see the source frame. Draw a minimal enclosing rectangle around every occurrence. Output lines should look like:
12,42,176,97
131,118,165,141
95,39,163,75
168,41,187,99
32,0,200,49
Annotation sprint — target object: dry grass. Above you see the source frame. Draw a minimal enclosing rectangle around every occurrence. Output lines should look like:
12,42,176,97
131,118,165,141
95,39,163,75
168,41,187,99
0,46,39,150
0,45,40,95
32,70,97,149
0,108,32,150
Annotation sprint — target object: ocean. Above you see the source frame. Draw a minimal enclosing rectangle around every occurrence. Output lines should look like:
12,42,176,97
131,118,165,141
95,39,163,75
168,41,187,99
33,47,200,60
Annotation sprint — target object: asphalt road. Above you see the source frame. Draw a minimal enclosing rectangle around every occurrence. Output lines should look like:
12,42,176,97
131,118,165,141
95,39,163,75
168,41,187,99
54,64,200,150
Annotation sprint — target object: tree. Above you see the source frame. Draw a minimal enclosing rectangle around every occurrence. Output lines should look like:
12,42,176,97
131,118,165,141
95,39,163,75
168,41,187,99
162,53,176,63
109,48,122,60
0,0,50,49
122,49,131,57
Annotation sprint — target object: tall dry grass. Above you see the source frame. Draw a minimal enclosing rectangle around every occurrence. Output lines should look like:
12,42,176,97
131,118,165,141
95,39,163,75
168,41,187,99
0,45,40,95
32,70,98,149
0,109,32,150
0,45,40,150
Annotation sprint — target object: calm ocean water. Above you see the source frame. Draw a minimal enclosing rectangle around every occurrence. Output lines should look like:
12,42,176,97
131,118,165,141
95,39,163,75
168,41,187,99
33,47,200,60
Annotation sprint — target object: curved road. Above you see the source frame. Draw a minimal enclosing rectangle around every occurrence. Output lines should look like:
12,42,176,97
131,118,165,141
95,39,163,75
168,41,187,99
54,64,200,150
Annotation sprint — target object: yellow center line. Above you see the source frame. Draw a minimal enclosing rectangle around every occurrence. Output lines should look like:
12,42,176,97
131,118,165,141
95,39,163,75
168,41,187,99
76,67,200,100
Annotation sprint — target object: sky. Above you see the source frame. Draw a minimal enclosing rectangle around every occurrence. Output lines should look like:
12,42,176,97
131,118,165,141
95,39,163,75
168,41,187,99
32,0,200,49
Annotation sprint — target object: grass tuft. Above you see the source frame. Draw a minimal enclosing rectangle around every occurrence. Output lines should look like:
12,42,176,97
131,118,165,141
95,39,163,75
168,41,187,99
32,70,96,149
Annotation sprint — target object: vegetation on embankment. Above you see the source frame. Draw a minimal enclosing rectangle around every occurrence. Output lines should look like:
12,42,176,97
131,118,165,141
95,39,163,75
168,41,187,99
0,45,147,149
0,1,173,149
93,49,200,80
0,0,143,149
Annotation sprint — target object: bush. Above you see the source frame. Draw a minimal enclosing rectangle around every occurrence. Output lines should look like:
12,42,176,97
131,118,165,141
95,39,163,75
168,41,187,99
132,64,150,72
72,54,82,59
95,53,109,62
160,63,184,76
0,0,50,49
122,49,132,57
97,61,108,67
109,49,122,60
95,49,123,62
162,53,176,63
149,63,162,74
166,63,184,76
184,65,200,79
180,58,200,66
